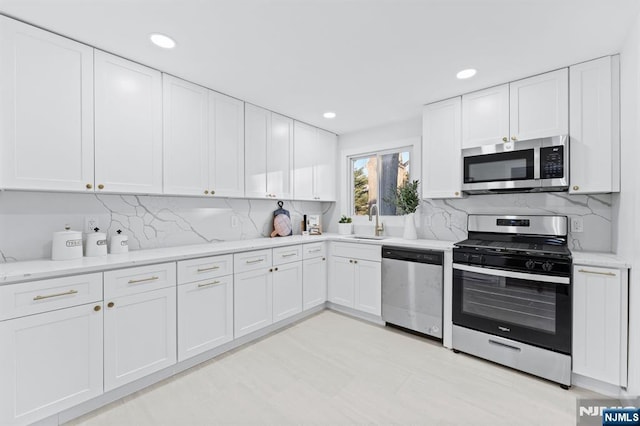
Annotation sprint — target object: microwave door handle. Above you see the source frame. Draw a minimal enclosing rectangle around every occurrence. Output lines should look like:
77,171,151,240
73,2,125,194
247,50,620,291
533,147,540,179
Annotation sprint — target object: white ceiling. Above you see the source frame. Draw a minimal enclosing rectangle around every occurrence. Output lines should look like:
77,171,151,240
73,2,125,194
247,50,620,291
0,0,638,135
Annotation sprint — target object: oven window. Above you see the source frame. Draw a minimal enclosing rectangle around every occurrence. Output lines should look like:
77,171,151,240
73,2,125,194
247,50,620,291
460,270,556,333
464,149,534,183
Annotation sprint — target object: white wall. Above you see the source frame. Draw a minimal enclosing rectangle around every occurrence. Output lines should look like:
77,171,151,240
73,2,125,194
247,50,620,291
618,10,640,395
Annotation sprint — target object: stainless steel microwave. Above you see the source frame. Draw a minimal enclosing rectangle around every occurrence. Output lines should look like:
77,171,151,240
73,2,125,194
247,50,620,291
461,135,568,194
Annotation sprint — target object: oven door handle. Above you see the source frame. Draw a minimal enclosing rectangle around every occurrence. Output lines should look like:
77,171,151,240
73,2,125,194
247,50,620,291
453,263,570,285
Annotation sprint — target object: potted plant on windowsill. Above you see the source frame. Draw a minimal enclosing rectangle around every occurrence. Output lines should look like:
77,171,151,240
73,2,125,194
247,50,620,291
338,215,353,235
393,180,420,240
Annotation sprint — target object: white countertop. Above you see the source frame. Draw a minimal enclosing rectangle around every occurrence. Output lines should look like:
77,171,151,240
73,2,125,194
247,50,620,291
0,234,455,286
571,251,631,269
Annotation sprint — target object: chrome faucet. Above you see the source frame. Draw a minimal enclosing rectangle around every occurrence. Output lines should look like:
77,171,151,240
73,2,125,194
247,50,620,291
368,204,384,237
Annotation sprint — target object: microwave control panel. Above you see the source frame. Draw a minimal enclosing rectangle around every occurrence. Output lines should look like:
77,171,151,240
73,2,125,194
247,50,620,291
540,145,564,178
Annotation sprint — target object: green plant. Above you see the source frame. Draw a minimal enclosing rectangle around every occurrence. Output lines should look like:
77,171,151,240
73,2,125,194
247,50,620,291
393,180,420,214
338,215,352,224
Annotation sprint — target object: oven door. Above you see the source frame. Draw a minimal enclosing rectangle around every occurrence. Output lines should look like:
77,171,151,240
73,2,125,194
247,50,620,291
452,263,571,354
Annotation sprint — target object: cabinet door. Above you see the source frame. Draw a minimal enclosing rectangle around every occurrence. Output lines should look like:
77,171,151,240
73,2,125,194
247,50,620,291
328,256,355,308
422,97,463,199
234,268,273,338
354,260,382,316
104,287,177,391
177,276,233,361
244,104,269,198
209,91,245,197
0,303,103,425
569,56,620,194
162,75,209,196
267,113,294,199
273,261,303,322
573,266,628,387
94,51,163,194
0,16,95,192
303,256,327,310
293,121,317,201
509,68,568,141
315,129,337,201
461,84,509,148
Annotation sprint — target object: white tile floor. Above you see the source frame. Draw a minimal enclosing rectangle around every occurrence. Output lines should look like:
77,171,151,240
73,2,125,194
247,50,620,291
68,311,600,425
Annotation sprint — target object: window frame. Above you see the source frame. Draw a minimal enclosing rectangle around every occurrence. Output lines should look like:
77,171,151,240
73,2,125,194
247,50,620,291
348,146,413,217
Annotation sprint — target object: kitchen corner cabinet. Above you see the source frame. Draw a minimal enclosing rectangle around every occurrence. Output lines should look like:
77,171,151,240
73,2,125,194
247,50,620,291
573,265,629,387
569,55,620,194
0,15,95,192
94,51,163,194
0,303,103,426
328,242,382,316
422,97,463,199
245,104,294,199
293,122,337,201
461,69,568,148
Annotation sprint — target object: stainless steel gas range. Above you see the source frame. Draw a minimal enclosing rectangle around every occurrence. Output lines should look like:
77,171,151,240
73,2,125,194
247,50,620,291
452,214,572,388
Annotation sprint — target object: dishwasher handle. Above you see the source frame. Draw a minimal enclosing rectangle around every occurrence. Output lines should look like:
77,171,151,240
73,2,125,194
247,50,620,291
381,246,443,265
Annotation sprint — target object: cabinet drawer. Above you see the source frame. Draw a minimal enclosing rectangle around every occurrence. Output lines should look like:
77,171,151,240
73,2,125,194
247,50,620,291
177,254,233,284
331,242,381,262
303,242,326,260
104,262,176,299
0,273,103,321
273,245,302,266
234,249,272,274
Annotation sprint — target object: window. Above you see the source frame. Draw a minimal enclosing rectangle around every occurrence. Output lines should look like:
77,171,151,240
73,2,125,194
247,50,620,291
351,149,411,216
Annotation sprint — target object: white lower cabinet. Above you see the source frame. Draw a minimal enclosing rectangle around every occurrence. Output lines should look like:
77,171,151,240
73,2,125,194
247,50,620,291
177,276,233,362
354,260,382,316
104,287,177,391
234,267,273,338
573,265,629,387
303,255,327,310
0,303,104,426
273,261,303,322
328,256,355,307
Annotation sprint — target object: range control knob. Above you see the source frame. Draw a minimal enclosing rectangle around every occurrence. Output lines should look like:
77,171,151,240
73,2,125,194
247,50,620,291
525,260,536,270
542,261,554,272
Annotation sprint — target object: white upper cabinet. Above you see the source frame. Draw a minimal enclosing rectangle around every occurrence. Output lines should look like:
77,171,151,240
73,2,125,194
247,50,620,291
422,97,463,199
569,56,620,194
94,51,163,194
209,91,245,197
267,112,294,199
293,122,337,201
509,68,568,141
163,75,209,196
0,16,95,192
461,84,509,148
462,69,568,148
245,104,294,199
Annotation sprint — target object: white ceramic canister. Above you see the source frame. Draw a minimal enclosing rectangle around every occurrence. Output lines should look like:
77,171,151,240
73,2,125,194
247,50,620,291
51,225,83,261
109,229,129,254
85,227,107,257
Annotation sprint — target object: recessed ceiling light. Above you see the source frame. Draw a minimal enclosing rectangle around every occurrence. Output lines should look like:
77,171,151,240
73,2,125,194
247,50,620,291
456,69,477,79
323,112,336,119
150,33,176,49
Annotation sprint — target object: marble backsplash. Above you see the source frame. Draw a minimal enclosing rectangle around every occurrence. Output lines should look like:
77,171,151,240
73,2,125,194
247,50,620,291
0,190,612,263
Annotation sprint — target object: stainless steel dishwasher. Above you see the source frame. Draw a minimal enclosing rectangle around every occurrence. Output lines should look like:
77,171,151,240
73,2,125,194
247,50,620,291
382,246,444,339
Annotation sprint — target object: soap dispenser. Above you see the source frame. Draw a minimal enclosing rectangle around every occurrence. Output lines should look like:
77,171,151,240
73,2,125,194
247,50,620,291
109,229,129,254
85,227,107,257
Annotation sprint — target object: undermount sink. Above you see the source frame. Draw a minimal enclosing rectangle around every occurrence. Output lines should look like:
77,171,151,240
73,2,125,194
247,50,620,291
347,234,387,240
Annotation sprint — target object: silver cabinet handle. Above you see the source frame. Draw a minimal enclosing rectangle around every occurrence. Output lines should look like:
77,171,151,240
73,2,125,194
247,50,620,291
246,258,264,264
197,265,220,272
128,276,159,284
577,269,616,277
282,253,297,258
197,280,221,288
33,289,78,301
308,249,322,253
